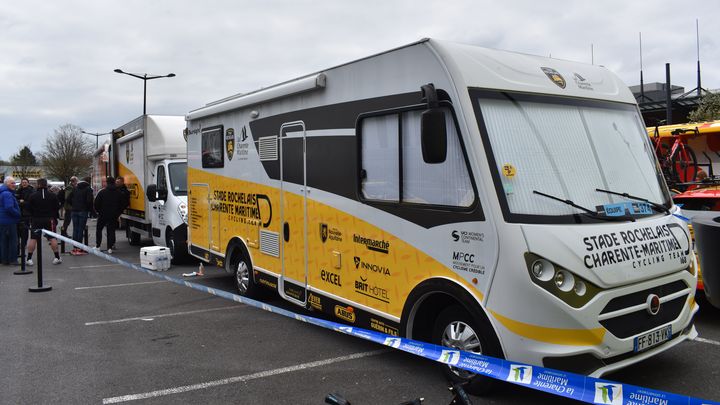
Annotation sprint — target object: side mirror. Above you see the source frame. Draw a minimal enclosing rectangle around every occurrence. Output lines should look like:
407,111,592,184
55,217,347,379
421,109,447,164
420,83,447,164
146,184,167,202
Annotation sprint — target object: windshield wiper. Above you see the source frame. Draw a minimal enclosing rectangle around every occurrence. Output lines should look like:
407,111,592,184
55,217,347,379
595,188,670,215
533,190,635,222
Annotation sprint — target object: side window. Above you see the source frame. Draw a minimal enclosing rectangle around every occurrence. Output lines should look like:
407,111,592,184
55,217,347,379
360,107,474,208
361,115,399,201
156,165,167,192
202,127,224,168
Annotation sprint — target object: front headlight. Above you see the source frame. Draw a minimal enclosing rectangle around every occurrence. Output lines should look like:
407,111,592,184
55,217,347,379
177,202,188,224
525,253,602,308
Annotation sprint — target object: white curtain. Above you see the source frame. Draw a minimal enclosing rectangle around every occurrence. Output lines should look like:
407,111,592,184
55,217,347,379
361,115,399,201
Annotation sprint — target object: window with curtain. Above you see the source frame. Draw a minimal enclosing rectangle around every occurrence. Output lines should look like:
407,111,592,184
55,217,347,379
202,127,224,168
360,107,474,208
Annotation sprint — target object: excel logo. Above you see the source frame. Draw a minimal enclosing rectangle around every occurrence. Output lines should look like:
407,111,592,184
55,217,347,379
438,350,460,366
506,365,532,385
593,382,622,404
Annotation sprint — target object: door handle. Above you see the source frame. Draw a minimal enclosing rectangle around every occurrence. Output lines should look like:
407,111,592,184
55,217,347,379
283,222,290,242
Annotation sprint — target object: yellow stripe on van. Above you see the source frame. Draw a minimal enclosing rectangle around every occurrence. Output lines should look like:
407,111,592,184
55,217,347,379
490,310,605,346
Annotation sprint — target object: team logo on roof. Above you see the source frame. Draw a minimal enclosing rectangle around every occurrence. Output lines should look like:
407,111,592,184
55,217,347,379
541,67,566,89
226,128,235,161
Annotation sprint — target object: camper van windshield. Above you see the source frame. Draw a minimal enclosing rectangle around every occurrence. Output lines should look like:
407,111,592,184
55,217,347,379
473,91,669,223
168,162,187,196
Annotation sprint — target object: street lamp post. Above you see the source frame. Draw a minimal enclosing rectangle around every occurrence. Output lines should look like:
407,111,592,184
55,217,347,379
113,69,176,115
81,130,112,149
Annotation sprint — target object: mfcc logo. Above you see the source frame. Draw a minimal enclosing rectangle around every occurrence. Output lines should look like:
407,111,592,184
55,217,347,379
593,383,622,405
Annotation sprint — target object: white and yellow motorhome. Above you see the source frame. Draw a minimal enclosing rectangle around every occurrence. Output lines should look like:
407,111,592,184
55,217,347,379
185,39,698,392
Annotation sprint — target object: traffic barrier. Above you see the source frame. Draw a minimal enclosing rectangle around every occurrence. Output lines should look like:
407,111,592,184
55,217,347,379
42,229,719,405
13,227,33,275
28,230,51,292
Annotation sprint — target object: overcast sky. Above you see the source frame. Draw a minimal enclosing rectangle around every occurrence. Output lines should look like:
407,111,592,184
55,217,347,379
1,0,718,161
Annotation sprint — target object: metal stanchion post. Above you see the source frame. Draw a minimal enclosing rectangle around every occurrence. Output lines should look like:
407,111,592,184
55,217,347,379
14,224,32,275
29,230,51,292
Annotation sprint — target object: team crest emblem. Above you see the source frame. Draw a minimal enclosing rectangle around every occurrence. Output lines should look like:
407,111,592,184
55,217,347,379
320,223,328,242
226,128,235,161
541,67,566,89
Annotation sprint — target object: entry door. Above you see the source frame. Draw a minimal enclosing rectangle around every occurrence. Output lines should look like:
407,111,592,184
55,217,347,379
151,164,168,245
279,121,308,305
189,183,211,253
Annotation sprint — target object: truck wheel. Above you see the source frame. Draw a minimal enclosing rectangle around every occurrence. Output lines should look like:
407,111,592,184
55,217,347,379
127,227,141,246
167,228,189,264
432,305,503,395
227,244,261,298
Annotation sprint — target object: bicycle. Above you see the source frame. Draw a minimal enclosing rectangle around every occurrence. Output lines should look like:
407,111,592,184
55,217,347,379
652,124,699,190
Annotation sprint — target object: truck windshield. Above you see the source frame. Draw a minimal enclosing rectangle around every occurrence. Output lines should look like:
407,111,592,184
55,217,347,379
168,162,187,196
472,90,670,224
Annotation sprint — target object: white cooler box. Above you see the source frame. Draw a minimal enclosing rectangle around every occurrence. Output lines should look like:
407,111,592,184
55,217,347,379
140,246,171,271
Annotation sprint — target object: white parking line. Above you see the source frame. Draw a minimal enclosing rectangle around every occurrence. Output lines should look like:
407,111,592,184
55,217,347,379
696,336,720,346
85,306,241,326
68,264,128,269
102,349,387,404
75,281,168,290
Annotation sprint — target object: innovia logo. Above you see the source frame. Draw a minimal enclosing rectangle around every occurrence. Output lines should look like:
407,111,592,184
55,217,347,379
506,365,532,385
353,256,391,276
593,382,622,405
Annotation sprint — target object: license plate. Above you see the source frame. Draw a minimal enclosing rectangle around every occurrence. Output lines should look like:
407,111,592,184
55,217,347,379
634,325,672,352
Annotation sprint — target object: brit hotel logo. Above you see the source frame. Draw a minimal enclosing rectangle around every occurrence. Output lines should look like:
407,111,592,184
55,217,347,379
594,382,623,405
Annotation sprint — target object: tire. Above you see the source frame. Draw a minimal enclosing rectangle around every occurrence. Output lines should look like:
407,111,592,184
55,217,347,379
670,145,698,185
127,226,141,246
227,243,261,298
167,227,189,264
432,305,503,395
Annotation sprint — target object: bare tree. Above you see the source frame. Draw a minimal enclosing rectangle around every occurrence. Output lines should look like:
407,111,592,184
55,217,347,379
40,124,95,184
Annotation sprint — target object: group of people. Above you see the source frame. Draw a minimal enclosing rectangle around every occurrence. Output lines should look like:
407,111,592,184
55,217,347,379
0,175,130,266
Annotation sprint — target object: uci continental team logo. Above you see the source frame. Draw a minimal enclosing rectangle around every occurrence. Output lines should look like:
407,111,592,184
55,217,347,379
506,365,532,385
541,67,566,89
593,382,622,404
320,223,328,243
226,128,235,161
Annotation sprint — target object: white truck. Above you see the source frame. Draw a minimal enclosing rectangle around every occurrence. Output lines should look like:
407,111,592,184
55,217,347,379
110,115,190,263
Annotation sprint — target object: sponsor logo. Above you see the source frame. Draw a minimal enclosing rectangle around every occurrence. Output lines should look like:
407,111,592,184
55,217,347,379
320,269,342,287
334,305,356,323
353,234,390,254
354,277,390,303
541,67,566,89
257,278,277,289
336,326,353,333
506,365,532,385
240,125,248,142
370,318,399,336
353,256,391,276
320,223,328,242
308,293,322,311
573,72,594,90
383,337,401,348
438,350,460,366
452,230,485,244
453,252,475,263
125,142,134,164
226,128,235,161
594,383,622,404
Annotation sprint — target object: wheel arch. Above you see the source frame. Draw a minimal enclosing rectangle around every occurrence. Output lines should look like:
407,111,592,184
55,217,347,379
400,277,504,356
224,236,252,274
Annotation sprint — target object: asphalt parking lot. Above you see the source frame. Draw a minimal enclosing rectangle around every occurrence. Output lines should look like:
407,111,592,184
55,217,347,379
1,221,719,404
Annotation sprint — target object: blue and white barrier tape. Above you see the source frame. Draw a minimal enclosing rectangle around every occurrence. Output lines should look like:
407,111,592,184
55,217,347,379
45,230,718,405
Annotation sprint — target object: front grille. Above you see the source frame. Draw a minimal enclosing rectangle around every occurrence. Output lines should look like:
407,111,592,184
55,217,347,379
599,280,689,339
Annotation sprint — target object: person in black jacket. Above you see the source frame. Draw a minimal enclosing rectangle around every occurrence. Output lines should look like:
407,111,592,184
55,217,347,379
69,176,93,255
15,177,34,249
25,178,62,265
94,176,123,253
